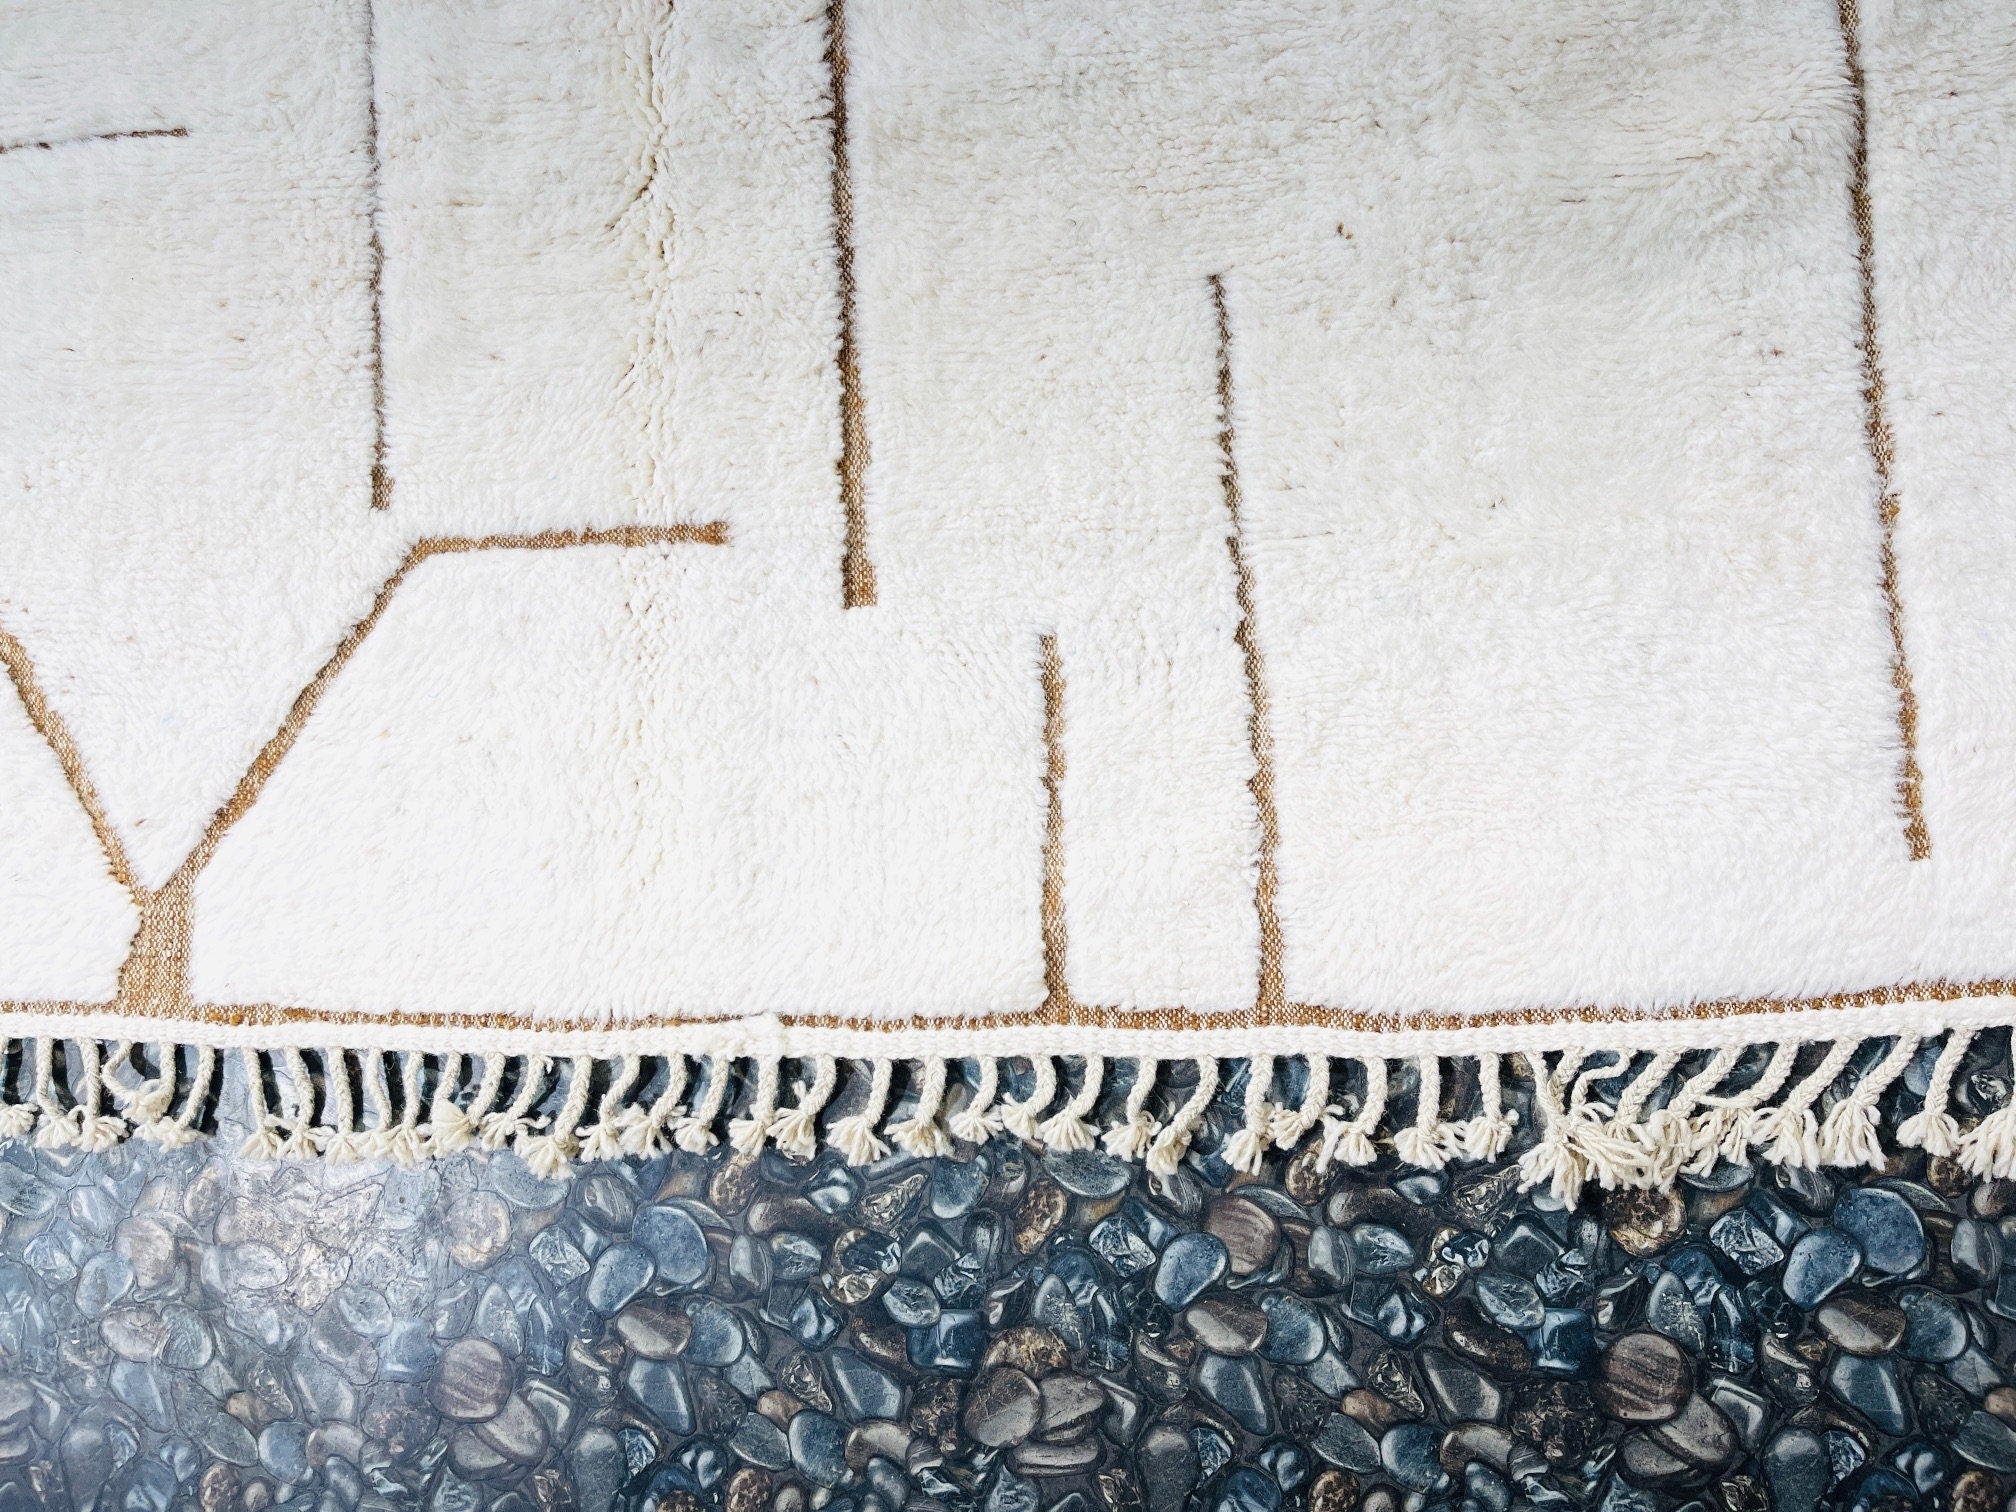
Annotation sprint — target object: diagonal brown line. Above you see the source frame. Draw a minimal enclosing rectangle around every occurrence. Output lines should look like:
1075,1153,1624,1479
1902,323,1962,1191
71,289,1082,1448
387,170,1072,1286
1837,0,1930,860
1039,634,1072,1010
0,622,138,893
171,522,729,889
1211,274,1287,1018
0,126,187,156
826,0,876,608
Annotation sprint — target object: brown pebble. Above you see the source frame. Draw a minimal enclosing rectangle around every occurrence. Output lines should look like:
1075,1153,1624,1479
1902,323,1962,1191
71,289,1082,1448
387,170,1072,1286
722,1468,770,1512
1343,1389,1409,1430
1815,1295,1908,1357
962,1368,1041,1448
1603,1187,1686,1258
1204,1195,1280,1275
197,1463,243,1512
982,1326,1072,1379
1951,1469,1999,1512
1309,1470,1360,1512
613,1304,692,1360
1594,1333,1692,1424
430,1338,514,1422
1013,1181,1068,1254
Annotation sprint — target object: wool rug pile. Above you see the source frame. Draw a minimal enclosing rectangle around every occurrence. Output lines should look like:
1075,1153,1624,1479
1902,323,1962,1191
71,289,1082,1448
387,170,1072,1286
3,0,2015,1189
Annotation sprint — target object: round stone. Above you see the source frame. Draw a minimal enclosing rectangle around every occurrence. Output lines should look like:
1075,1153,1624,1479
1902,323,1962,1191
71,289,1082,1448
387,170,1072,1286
1204,1196,1279,1275
1897,1287,1968,1363
1763,1430,1829,1512
1603,1187,1685,1258
633,1205,710,1286
1594,1333,1692,1424
1154,1233,1230,1308
1831,1189,1926,1275
1782,1228,1861,1308
1647,1394,1738,1469
614,1303,692,1360
963,1368,1041,1447
430,1338,513,1422
443,1194,512,1271
1185,1298,1267,1356
1258,1293,1324,1365
585,1243,655,1315
1349,1224,1415,1275
1815,1295,1907,1357
1042,1149,1131,1199
1378,1424,1448,1493
787,1410,847,1487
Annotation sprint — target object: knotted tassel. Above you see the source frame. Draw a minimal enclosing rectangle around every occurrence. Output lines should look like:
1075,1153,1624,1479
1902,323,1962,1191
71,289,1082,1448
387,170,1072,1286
427,1052,482,1155
830,1059,894,1166
1319,1057,1386,1170
354,1050,399,1160
517,1056,593,1177
57,1041,126,1153
1641,1045,1740,1183
1104,1058,1160,1160
580,1055,643,1161
1696,1040,1801,1169
1223,1055,1276,1175
277,1047,322,1158
1038,1056,1103,1153
1000,1057,1058,1143
1819,1036,1916,1169
1899,1032,1972,1158
1147,1057,1219,1177
1270,1054,1330,1153
0,1040,34,1139
150,1046,214,1151
674,1057,734,1153
321,1048,366,1163
1516,1052,1595,1203
1391,1055,1448,1171
621,1056,691,1156
1460,1052,1518,1162
481,1057,549,1152
889,1058,955,1158
1753,1040,1857,1169
235,1048,287,1160
948,1058,1004,1144
378,1054,430,1165
728,1057,783,1156
770,1057,837,1160
1607,1050,1682,1188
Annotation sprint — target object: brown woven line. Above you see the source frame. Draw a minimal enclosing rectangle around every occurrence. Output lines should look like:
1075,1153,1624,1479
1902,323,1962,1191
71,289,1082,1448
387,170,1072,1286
1837,0,1930,860
827,0,876,608
362,0,392,511
0,127,187,156
9,975,2016,1038
0,524,728,1019
1213,275,1285,1022
1038,635,1076,1013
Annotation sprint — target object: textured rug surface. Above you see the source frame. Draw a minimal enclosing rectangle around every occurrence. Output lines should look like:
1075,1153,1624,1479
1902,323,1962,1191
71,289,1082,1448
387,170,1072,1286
4,0,2016,1181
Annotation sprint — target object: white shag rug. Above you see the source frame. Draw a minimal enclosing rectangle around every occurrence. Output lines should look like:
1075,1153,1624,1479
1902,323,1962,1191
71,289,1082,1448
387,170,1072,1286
2,0,2014,1185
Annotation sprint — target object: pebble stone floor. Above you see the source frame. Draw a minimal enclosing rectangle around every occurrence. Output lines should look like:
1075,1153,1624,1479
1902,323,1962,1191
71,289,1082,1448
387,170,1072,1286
4,1043,2016,1512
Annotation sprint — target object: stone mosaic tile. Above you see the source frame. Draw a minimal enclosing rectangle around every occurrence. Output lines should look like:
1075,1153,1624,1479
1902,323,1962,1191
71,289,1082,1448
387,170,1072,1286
0,1053,2014,1512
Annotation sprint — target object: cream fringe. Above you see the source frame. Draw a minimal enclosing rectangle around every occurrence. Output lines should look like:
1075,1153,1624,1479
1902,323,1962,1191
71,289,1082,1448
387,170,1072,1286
0,1035,2000,1192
